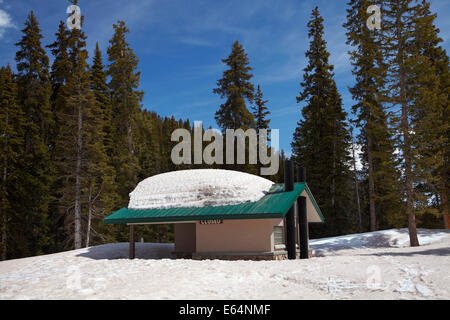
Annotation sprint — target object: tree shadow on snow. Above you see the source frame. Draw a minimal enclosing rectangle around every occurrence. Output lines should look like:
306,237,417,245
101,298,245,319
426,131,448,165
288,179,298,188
76,243,175,260
311,229,450,257
357,247,450,257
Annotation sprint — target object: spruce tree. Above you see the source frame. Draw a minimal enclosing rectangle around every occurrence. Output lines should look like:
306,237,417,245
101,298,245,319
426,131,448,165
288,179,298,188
405,0,449,229
251,85,271,130
48,21,71,96
384,0,421,245
54,1,110,249
15,11,53,256
213,40,255,131
251,84,271,176
0,66,25,260
135,110,160,179
344,0,402,231
214,40,256,174
91,42,114,158
86,42,117,247
48,20,71,137
291,7,354,237
47,20,72,252
107,20,143,205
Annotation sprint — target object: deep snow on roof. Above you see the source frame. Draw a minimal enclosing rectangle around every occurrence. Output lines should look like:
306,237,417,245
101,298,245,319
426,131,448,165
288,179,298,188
105,182,325,225
128,169,274,210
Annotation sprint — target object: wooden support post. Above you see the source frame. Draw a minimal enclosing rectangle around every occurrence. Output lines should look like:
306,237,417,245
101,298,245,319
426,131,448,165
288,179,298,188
284,159,296,260
129,224,135,260
298,196,309,259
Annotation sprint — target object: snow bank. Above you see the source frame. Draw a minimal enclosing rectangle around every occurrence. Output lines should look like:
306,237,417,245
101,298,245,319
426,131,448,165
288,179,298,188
310,228,450,256
128,169,274,209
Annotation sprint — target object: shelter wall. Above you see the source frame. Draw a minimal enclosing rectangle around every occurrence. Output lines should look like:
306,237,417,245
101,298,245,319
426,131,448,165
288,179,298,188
194,218,284,253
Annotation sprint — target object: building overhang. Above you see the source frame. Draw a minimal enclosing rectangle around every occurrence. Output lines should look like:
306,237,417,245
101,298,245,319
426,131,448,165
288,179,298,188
104,183,324,225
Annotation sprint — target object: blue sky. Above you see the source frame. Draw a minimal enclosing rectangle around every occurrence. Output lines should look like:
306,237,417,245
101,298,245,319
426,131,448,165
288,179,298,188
0,0,449,155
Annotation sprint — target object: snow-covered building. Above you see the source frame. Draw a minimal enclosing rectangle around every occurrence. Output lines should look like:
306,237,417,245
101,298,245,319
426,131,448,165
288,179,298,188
104,167,324,260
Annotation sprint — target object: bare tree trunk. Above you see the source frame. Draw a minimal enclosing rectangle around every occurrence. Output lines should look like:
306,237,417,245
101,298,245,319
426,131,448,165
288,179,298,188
1,165,7,261
351,129,362,232
127,121,134,156
125,89,134,156
331,119,336,209
400,73,419,247
1,208,5,261
367,135,376,231
442,188,449,229
85,183,93,248
74,100,83,249
1,112,9,261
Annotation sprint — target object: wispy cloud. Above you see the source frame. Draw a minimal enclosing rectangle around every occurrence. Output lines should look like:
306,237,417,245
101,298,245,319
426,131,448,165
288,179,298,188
2,0,448,156
179,36,216,47
0,7,14,39
272,105,299,118
179,98,218,109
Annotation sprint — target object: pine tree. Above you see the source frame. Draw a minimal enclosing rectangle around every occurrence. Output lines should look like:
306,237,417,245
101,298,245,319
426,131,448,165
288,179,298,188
251,85,271,130
214,40,256,174
47,20,72,252
344,0,402,231
86,42,117,247
48,21,71,96
91,42,114,158
251,85,272,176
213,40,255,131
384,0,421,246
0,66,25,260
135,110,160,179
15,11,53,256
291,7,354,237
48,20,71,137
107,20,143,205
405,0,449,229
53,1,110,249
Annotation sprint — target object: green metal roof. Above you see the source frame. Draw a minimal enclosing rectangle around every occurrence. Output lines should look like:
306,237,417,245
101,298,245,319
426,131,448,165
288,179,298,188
104,183,324,225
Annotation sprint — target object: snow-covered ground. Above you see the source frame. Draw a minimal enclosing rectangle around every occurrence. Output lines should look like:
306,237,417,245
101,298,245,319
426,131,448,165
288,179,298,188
0,228,449,300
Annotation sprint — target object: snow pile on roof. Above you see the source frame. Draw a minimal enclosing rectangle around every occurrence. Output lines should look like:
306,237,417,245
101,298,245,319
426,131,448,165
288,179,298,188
128,169,274,209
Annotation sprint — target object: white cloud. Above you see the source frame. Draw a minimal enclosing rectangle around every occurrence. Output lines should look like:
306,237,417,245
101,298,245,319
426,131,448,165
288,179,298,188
0,10,12,27
0,8,14,39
